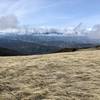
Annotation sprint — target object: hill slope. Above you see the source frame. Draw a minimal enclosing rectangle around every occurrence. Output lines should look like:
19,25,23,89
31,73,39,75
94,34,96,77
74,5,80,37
0,50,100,100
0,47,22,56
0,38,60,55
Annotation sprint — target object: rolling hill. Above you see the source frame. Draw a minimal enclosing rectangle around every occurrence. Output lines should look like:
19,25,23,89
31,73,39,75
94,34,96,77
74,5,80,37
0,50,100,99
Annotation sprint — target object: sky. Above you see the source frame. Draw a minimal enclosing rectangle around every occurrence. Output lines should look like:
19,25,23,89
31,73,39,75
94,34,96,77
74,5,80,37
0,0,100,27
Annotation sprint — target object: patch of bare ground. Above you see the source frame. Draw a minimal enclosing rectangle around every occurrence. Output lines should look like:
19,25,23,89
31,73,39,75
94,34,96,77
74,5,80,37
0,50,100,100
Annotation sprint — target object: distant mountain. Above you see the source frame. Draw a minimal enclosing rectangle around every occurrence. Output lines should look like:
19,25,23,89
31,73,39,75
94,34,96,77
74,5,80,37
0,33,100,55
0,38,60,55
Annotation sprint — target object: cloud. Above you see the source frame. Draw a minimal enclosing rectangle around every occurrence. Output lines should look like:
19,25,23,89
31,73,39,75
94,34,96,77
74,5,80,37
0,0,99,27
0,15,18,30
88,24,100,38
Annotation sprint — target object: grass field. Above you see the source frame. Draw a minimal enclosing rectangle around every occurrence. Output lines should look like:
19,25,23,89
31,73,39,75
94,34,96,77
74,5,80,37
0,50,100,100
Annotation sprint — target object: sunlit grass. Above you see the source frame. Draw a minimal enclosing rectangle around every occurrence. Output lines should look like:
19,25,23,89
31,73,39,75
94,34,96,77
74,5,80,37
0,50,100,99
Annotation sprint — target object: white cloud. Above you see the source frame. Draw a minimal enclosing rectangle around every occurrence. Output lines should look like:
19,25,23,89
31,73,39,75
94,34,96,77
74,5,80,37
0,15,18,30
0,0,80,24
88,24,100,38
0,0,43,21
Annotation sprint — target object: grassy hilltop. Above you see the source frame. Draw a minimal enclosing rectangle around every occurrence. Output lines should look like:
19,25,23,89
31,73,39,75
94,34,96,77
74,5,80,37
0,50,100,100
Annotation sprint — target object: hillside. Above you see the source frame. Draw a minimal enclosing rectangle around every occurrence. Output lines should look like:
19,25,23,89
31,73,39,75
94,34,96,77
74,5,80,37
0,47,22,56
0,38,60,55
0,50,100,100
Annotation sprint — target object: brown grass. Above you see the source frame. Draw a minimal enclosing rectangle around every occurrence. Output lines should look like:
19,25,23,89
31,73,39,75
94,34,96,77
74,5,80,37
0,50,100,100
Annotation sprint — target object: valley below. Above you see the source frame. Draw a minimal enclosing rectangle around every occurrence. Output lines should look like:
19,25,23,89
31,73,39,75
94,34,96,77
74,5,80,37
0,50,100,99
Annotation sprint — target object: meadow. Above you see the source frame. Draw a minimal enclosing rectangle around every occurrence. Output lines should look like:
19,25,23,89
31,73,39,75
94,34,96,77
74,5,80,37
0,50,100,100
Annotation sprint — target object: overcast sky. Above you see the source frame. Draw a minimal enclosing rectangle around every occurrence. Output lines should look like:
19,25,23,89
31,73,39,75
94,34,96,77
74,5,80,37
0,0,100,27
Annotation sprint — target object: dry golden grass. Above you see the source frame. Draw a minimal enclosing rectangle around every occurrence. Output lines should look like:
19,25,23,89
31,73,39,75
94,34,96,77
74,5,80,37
0,50,100,100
